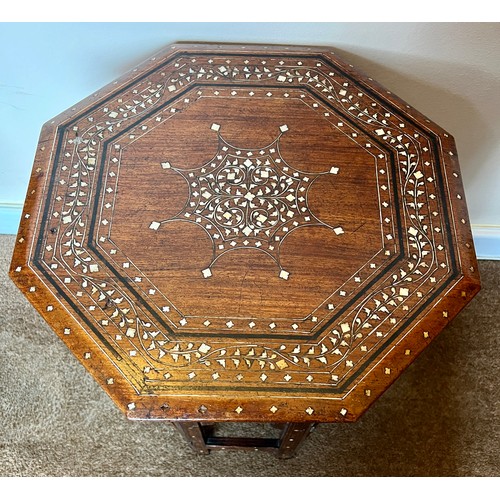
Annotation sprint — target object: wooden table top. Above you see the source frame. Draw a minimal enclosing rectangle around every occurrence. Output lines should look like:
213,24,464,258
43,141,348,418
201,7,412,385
10,43,480,423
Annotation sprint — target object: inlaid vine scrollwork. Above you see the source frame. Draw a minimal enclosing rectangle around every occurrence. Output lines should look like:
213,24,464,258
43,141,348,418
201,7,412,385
42,52,445,390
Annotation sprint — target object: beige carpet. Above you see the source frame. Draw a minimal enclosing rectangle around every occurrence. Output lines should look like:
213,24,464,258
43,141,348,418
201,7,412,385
0,234,498,476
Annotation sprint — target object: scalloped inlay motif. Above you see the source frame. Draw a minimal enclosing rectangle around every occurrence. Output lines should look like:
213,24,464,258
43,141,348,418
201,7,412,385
149,124,344,279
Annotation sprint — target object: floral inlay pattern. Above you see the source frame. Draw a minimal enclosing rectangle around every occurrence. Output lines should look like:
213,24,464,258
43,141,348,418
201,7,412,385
149,123,344,279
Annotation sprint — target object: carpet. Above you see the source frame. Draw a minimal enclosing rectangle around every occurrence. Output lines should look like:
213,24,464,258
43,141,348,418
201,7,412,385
0,234,498,476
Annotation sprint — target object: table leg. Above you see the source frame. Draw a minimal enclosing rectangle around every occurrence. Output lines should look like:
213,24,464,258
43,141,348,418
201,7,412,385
277,422,316,459
172,422,210,455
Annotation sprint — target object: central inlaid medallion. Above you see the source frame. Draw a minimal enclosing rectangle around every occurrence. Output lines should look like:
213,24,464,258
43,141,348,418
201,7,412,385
150,124,345,279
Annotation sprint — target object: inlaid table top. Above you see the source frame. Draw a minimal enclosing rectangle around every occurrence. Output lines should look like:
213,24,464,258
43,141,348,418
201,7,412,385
10,43,480,424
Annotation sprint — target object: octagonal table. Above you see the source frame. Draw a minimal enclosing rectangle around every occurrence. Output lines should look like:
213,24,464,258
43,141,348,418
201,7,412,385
10,42,481,458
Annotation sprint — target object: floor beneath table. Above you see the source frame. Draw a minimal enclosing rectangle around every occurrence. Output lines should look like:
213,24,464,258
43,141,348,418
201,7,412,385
0,234,498,477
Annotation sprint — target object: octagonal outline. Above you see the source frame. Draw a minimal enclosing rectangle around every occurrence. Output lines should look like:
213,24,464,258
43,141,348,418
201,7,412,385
10,44,477,418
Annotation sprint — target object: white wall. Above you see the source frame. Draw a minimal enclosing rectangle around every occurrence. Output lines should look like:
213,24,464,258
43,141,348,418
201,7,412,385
1,23,499,255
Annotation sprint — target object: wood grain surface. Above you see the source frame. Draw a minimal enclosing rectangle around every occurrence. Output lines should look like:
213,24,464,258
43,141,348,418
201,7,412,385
9,42,480,425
